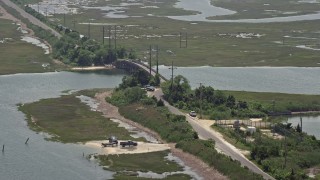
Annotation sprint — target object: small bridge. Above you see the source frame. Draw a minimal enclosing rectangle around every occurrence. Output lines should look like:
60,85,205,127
114,60,168,82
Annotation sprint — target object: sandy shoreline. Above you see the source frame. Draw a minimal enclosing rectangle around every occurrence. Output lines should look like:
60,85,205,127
85,140,170,155
91,90,228,180
71,65,115,71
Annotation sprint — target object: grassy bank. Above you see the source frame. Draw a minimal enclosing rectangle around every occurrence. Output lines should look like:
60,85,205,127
0,18,56,75
19,90,137,143
98,150,191,179
224,90,320,113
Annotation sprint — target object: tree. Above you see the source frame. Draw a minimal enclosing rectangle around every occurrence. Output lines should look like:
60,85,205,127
104,49,117,64
226,95,236,108
117,47,127,59
78,49,94,66
296,123,302,133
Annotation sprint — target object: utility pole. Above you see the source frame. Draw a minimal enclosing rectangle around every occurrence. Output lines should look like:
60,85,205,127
108,26,111,49
63,13,66,26
300,116,303,132
156,45,159,74
102,26,105,44
272,100,275,136
149,45,152,75
114,25,117,50
186,32,188,48
179,32,182,48
72,19,77,30
169,61,177,91
88,21,91,38
283,118,288,169
199,83,203,119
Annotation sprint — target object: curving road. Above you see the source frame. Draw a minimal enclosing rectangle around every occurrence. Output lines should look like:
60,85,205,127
1,0,61,38
132,61,274,180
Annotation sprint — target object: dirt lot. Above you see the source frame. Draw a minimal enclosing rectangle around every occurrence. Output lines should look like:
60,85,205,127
85,141,170,155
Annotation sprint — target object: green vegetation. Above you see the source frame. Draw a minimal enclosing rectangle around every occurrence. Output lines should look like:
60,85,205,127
7,0,320,67
224,90,320,113
19,91,138,143
44,1,320,67
211,116,320,179
0,18,58,75
107,73,263,179
161,76,320,119
99,150,183,173
100,150,192,179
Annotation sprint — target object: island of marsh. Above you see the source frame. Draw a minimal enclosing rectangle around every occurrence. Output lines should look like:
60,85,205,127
98,150,192,179
18,89,140,143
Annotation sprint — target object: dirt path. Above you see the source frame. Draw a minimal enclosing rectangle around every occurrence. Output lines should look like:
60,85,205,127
0,4,53,54
1,0,61,38
94,91,228,180
0,5,34,35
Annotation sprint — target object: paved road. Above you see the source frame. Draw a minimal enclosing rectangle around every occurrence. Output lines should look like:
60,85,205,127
1,0,61,38
132,61,274,180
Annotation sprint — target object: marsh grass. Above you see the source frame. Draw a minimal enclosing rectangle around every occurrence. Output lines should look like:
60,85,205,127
19,92,139,143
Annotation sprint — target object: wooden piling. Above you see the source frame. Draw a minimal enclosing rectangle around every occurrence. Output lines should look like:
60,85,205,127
25,138,29,144
2,144,4,152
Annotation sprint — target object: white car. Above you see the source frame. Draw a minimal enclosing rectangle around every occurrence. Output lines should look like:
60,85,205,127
189,111,197,117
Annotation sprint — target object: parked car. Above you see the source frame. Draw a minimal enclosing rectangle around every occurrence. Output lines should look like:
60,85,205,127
146,86,155,91
120,140,138,147
101,136,118,147
189,111,197,117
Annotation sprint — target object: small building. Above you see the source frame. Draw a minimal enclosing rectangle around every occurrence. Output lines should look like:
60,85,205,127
246,126,256,135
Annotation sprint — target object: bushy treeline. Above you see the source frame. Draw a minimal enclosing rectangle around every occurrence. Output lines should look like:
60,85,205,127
118,69,161,89
10,0,136,67
249,123,320,179
161,75,320,119
107,73,263,179
161,75,266,119
52,32,122,66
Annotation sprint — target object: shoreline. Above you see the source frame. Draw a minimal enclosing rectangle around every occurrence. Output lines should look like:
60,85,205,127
70,65,115,71
93,90,228,180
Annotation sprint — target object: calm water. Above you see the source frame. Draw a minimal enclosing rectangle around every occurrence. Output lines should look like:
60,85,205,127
158,66,320,95
288,116,320,139
168,0,320,23
1,68,320,179
0,71,125,180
